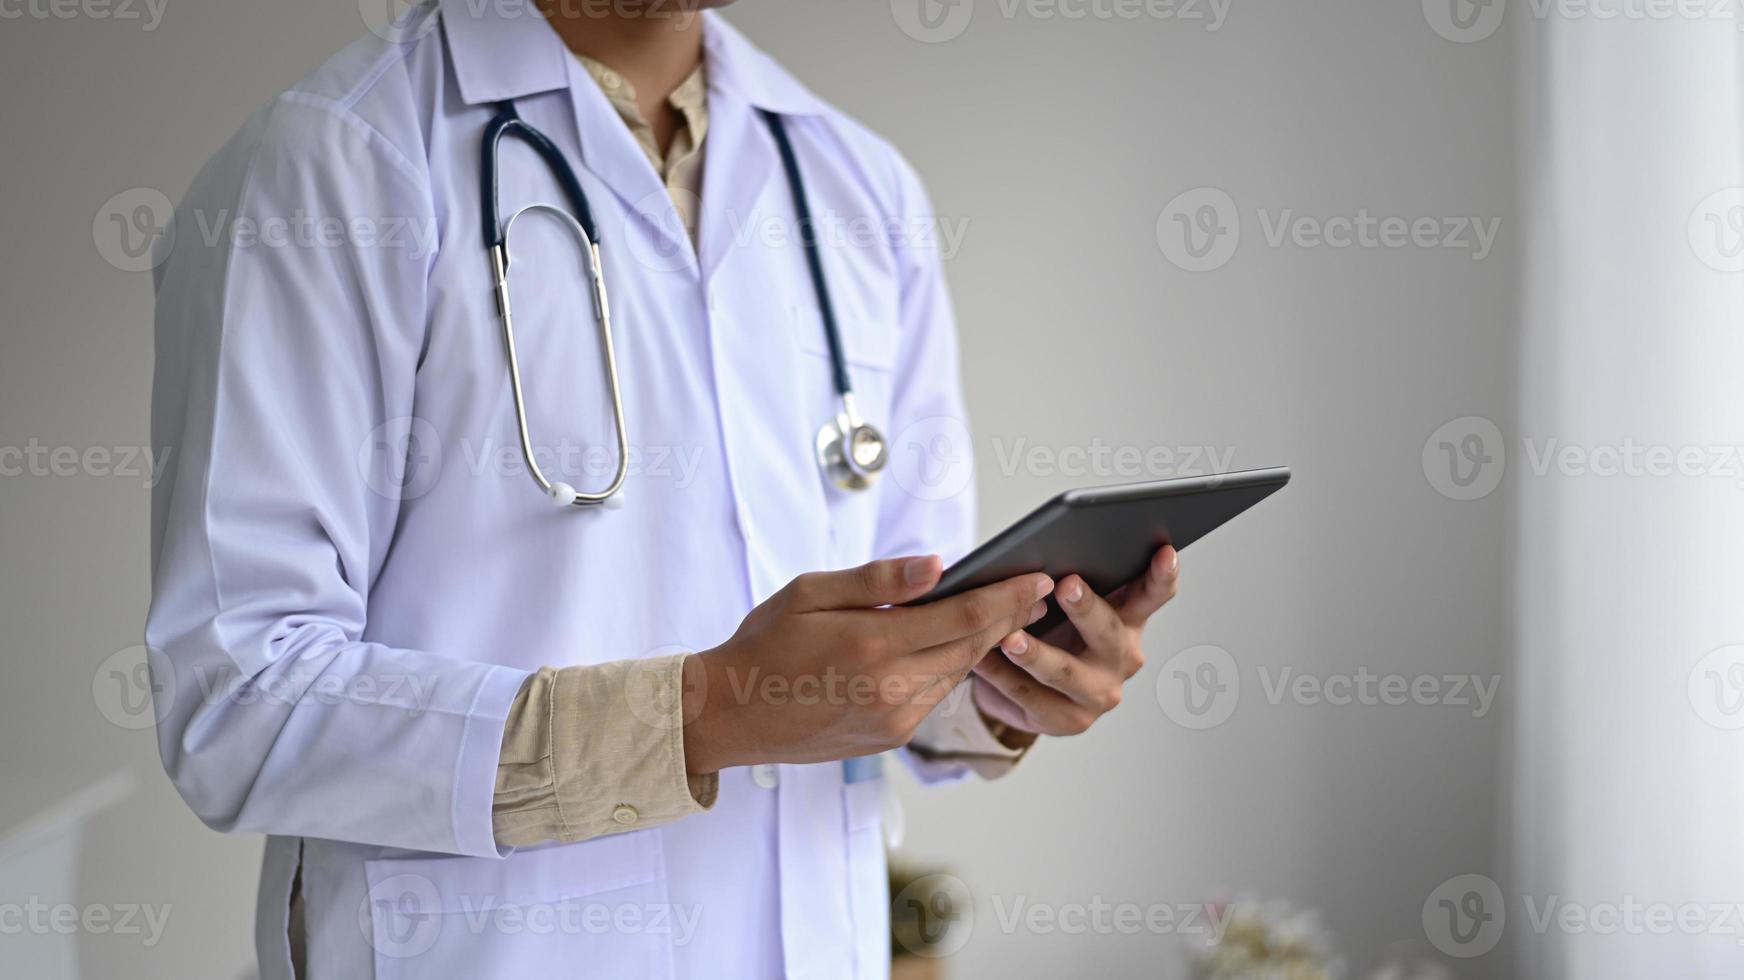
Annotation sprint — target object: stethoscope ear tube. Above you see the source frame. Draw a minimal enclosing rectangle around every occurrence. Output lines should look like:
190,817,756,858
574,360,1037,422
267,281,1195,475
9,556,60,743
482,102,601,250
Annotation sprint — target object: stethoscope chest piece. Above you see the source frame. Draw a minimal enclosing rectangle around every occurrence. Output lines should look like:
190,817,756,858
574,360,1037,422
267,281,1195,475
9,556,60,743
817,394,887,492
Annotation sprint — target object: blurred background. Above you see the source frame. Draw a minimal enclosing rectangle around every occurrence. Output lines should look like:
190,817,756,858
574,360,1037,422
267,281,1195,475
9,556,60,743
2,0,1742,977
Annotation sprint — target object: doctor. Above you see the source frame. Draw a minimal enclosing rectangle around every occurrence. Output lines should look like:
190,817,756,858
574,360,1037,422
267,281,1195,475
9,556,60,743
147,1,1180,977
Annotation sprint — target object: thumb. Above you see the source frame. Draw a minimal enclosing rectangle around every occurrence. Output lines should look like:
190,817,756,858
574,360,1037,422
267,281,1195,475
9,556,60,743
787,555,943,611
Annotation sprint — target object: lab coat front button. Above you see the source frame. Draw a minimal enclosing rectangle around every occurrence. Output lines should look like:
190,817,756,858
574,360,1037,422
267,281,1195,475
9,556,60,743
611,804,639,825
751,764,779,789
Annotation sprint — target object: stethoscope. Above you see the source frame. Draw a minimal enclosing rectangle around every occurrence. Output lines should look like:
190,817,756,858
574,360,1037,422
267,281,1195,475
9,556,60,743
482,100,887,508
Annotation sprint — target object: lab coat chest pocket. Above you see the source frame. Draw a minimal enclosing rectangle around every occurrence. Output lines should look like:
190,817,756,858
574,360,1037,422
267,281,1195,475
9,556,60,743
361,831,675,979
843,780,891,980
790,289,899,565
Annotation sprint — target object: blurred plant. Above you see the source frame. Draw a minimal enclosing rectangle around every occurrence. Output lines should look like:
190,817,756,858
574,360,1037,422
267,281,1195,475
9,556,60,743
888,859,967,971
1188,897,1346,980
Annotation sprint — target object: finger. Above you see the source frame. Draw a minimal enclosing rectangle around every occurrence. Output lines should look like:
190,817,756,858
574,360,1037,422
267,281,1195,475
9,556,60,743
992,630,1122,711
972,678,1033,732
881,573,1053,653
1115,546,1180,627
786,555,942,612
974,653,1094,735
904,596,1048,702
1056,574,1130,669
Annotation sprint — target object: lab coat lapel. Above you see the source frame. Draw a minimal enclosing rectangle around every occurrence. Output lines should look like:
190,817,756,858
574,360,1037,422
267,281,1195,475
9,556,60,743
695,11,832,285
562,56,694,267
696,90,777,286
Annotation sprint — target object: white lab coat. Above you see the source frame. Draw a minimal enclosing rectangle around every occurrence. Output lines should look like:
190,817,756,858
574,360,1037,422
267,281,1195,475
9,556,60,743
146,3,981,977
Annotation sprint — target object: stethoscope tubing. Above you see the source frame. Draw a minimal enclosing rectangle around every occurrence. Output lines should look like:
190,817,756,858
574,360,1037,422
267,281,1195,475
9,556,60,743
483,98,881,504
759,108,854,401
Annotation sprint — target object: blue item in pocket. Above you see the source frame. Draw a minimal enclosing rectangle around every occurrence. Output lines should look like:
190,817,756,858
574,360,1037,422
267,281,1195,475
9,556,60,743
842,754,885,784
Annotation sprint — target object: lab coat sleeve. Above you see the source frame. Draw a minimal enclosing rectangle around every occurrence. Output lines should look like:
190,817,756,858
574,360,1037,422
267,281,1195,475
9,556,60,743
868,151,1028,784
146,96,527,858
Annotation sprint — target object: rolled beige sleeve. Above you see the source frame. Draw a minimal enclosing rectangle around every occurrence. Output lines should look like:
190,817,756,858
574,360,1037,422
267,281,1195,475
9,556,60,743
493,654,718,847
907,687,1035,780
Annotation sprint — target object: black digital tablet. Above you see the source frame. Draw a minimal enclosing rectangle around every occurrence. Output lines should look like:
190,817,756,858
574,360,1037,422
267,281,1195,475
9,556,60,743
909,467,1291,633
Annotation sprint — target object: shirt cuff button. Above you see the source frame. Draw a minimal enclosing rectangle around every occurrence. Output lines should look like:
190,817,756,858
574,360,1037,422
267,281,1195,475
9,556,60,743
611,804,639,825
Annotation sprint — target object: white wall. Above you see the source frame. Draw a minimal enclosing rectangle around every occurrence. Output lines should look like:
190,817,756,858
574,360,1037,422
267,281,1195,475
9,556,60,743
0,2,1516,977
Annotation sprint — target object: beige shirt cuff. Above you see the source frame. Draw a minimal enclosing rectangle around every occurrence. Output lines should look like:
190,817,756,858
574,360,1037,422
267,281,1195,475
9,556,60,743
907,686,1033,780
493,654,718,847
